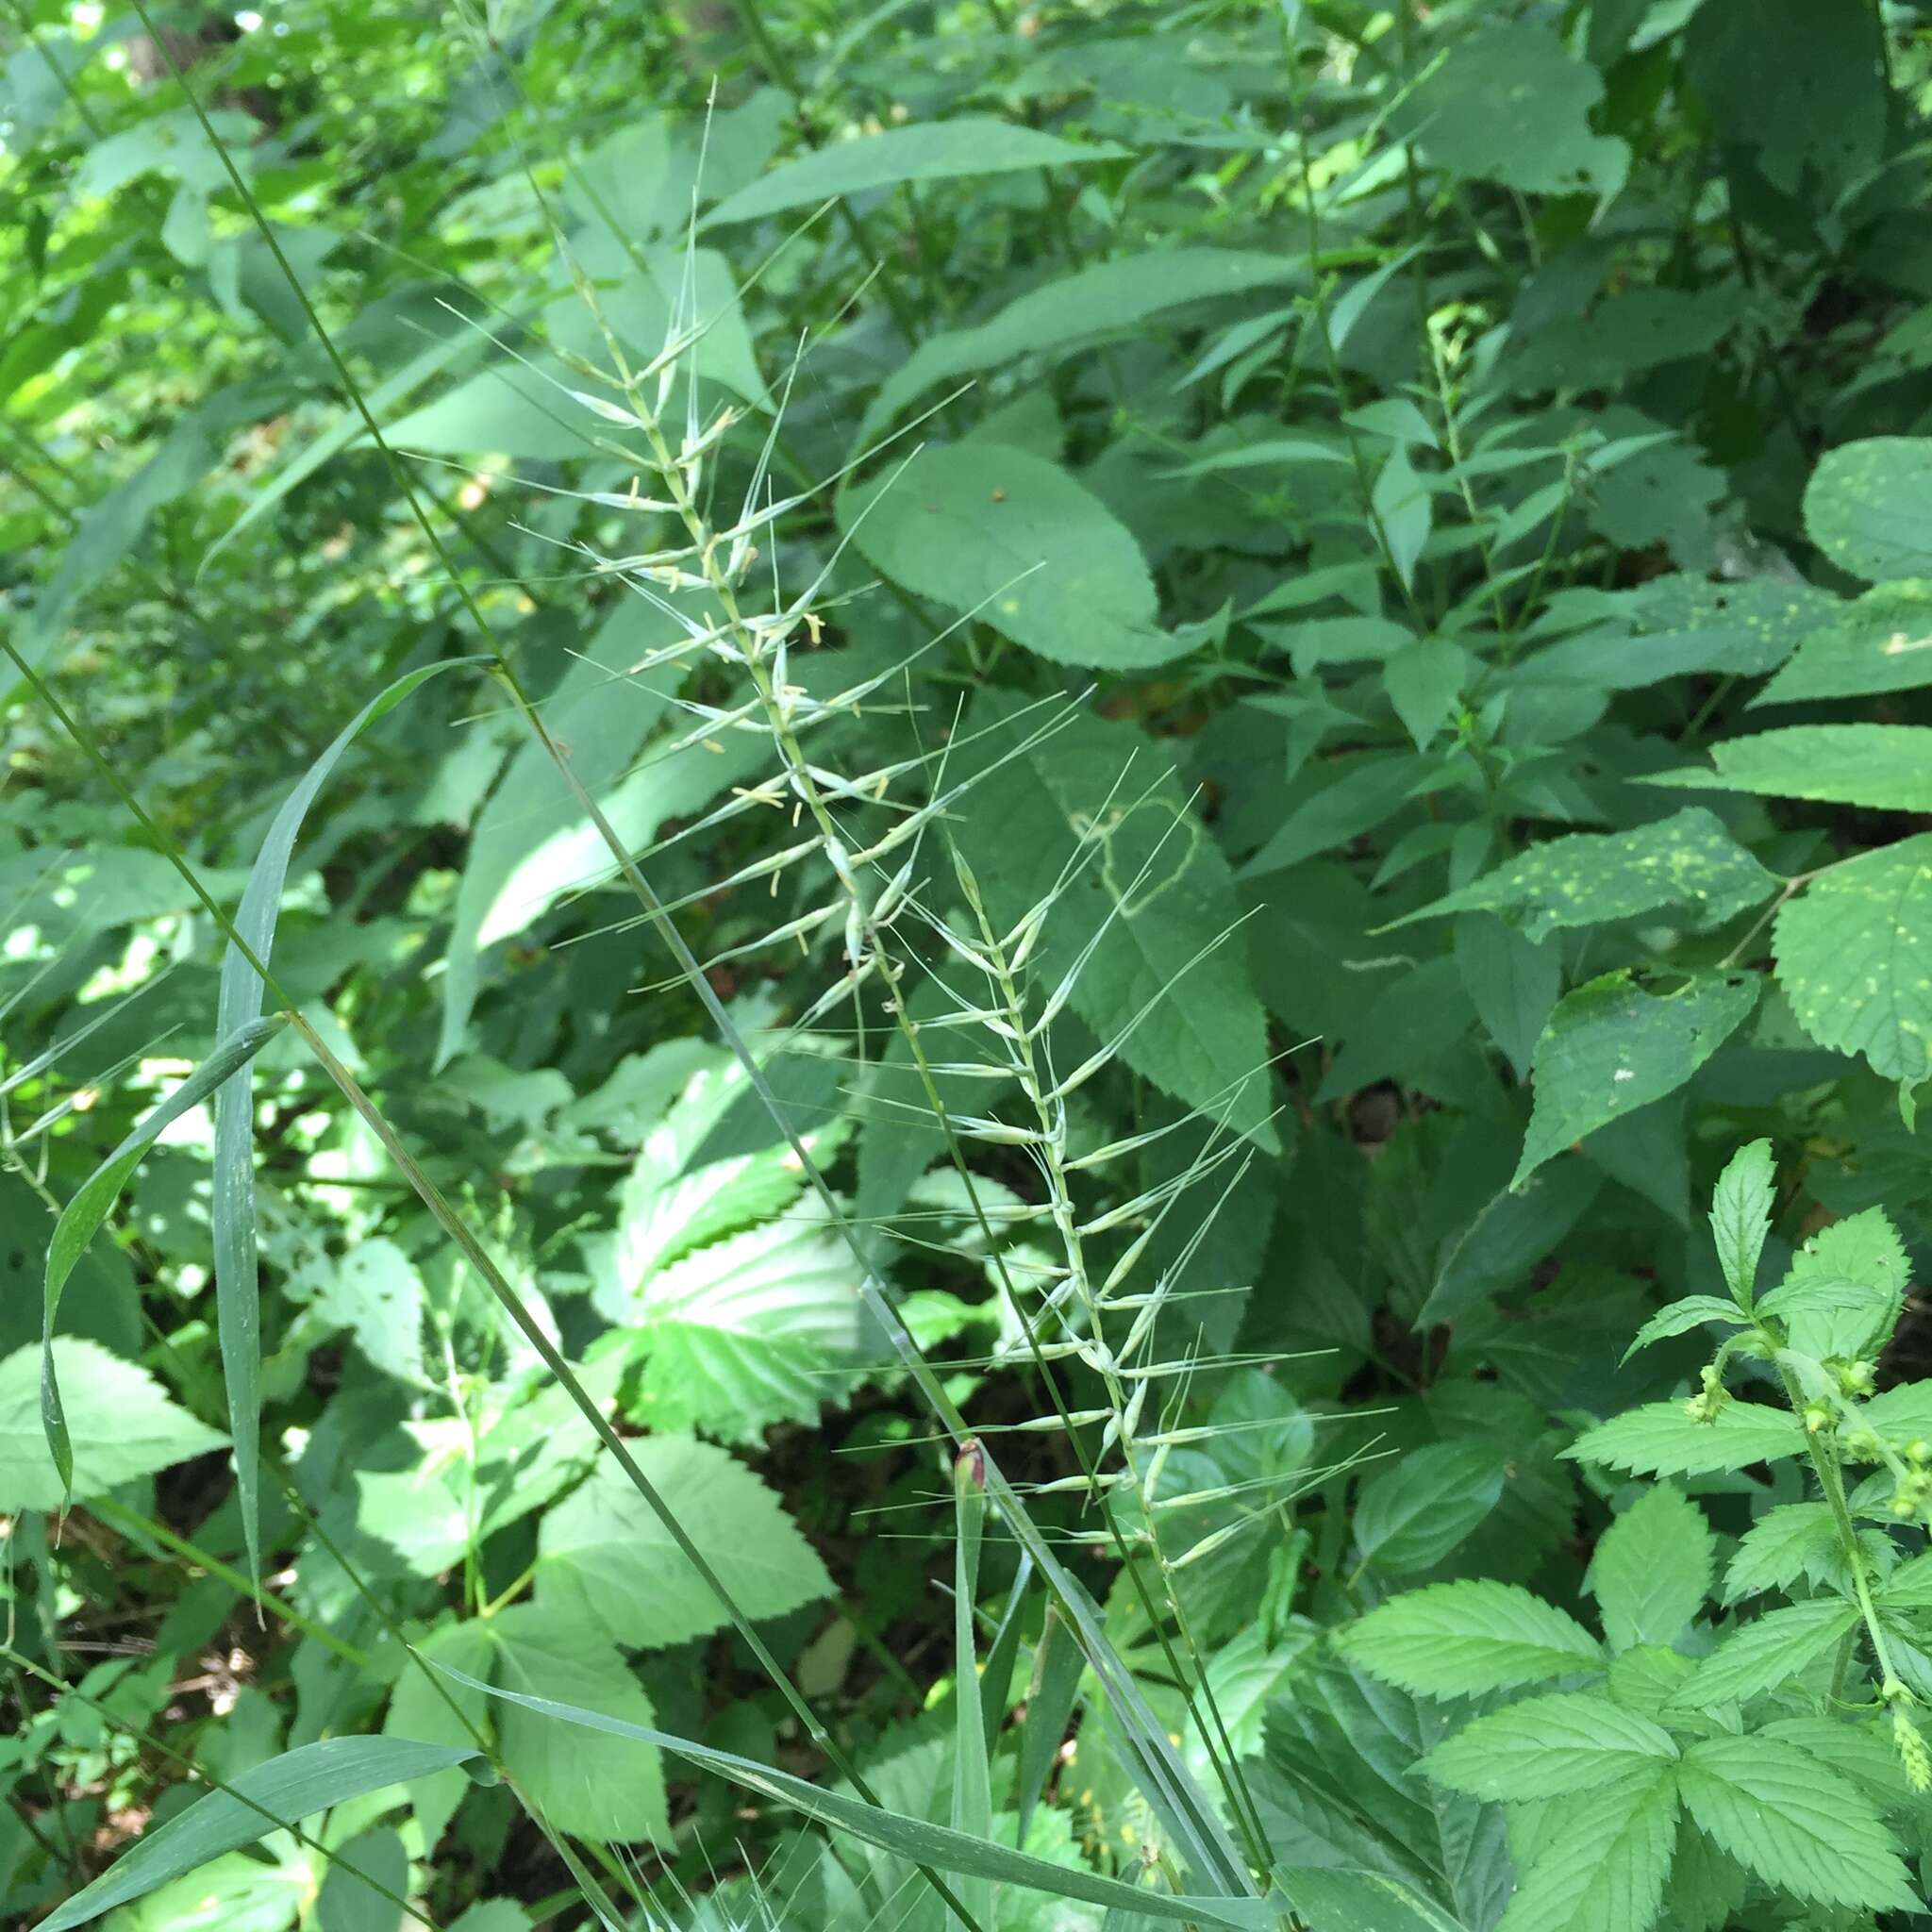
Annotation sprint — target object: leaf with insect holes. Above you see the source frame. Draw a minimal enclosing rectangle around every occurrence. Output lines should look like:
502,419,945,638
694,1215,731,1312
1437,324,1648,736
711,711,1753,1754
1754,582,1932,707
1420,1693,1677,1802
1774,836,1932,1084
1394,810,1777,946
1513,971,1759,1189
1493,1764,1677,1932
841,442,1182,671
1565,1401,1805,1478
1708,1138,1776,1307
1339,1579,1603,1699
700,118,1127,225
1391,21,1628,198
1673,1598,1859,1708
1803,438,1932,581
1676,1734,1918,1911
950,695,1275,1149
1646,725,1932,812
1586,1485,1713,1653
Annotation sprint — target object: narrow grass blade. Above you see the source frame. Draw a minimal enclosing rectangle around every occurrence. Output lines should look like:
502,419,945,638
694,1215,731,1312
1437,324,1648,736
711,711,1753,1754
42,1014,285,1501
1017,1606,1083,1846
440,1663,1274,1932
951,1441,992,1932
212,659,477,1587
36,1736,485,1932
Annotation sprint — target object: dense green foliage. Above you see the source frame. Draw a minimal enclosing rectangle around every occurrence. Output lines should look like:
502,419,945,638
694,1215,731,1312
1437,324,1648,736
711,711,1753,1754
12,2,1932,1929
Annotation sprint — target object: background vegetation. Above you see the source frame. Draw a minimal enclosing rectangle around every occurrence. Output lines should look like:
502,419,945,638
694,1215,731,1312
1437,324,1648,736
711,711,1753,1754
11,2,1932,1929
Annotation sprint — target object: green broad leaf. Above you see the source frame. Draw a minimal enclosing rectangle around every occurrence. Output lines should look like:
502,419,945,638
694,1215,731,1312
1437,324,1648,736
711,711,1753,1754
841,443,1180,671
311,1239,425,1384
536,1437,834,1651
384,1618,492,1857
1658,1819,1750,1932
485,1607,669,1843
1453,913,1560,1082
1586,1486,1713,1653
701,118,1126,226
437,606,757,1067
316,1827,408,1932
1776,1207,1908,1361
1564,1401,1805,1478
1684,0,1886,208
952,696,1275,1148
1646,724,1932,811
214,657,476,1589
1673,1597,1858,1708
1774,835,1932,1082
1384,638,1465,750
615,1203,868,1442
1271,1868,1472,1932
1339,1579,1603,1700
40,1017,279,1498
1423,1159,1602,1328
1492,1764,1676,1932
1621,1297,1747,1364
1754,583,1932,708
1391,22,1628,198
1803,438,1932,582
856,248,1303,448
36,1736,482,1932
1395,811,1777,945
4,1339,225,1514
1354,1441,1506,1574
1372,445,1432,596
1241,749,1421,876
1675,1734,1918,1912
1513,972,1759,1189
1707,1138,1775,1308
1723,1504,1838,1604
1420,1693,1677,1802
439,1661,1274,1932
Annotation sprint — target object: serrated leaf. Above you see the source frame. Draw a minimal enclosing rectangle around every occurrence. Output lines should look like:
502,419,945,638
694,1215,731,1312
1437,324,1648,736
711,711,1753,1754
1774,836,1932,1082
1621,1297,1746,1364
1802,437,1932,582
1395,810,1776,945
1420,1693,1676,1802
1564,1401,1804,1478
1724,1504,1838,1604
486,1606,668,1843
1778,1207,1909,1360
1658,1819,1749,1932
1755,582,1932,708
536,1437,833,1651
1673,1597,1858,1708
1514,972,1759,1189
37,1737,481,1932
702,119,1126,226
1354,1441,1506,1574
610,1202,868,1442
1648,725,1932,812
842,443,1181,671
1675,1734,1918,1911
3,1340,226,1513
1586,1485,1713,1653
1707,1138,1775,1307
1494,1763,1675,1932
1340,1579,1603,1700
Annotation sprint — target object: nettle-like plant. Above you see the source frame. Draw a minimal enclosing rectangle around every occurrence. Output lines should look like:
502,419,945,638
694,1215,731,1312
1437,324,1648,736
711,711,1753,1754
1340,1142,1932,1931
